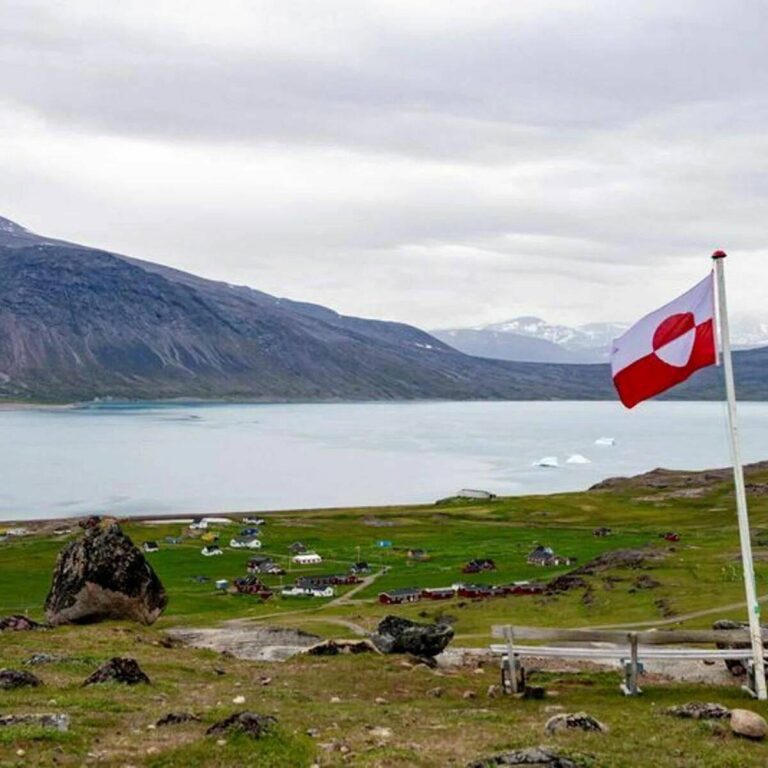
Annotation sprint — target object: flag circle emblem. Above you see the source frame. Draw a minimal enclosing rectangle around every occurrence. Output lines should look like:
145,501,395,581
652,312,696,368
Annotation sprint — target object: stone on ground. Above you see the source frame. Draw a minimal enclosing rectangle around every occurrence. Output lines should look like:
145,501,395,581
730,709,768,740
206,712,277,739
305,639,377,655
82,657,150,686
0,669,42,690
545,712,606,734
45,523,167,626
0,615,41,631
156,712,201,727
665,702,730,720
467,746,578,767
370,615,454,658
0,714,69,732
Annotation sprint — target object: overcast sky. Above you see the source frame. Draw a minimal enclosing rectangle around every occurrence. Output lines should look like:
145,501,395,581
1,0,767,330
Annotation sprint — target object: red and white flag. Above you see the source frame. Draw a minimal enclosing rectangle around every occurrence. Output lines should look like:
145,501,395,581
610,273,717,408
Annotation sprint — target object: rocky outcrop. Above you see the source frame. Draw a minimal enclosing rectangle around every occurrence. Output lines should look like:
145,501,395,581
665,702,731,720
467,747,579,767
45,524,167,625
730,709,768,740
371,616,454,658
305,639,377,656
0,669,42,689
82,657,150,686
0,714,69,732
544,712,606,734
206,712,277,739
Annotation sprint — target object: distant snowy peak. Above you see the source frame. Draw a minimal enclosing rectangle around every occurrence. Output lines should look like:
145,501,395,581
478,316,629,358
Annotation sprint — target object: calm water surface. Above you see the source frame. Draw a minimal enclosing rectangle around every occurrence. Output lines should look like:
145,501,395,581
0,400,764,521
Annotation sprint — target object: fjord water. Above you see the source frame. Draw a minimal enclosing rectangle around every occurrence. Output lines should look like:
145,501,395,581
0,400,765,521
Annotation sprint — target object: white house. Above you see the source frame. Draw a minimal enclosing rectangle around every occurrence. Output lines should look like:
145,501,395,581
281,585,334,598
292,552,322,565
190,519,208,530
230,538,262,550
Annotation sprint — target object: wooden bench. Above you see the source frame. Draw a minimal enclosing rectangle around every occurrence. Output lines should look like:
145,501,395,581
490,625,765,697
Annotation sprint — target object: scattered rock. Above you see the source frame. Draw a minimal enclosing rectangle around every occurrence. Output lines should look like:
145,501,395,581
467,746,579,767
368,726,392,739
156,712,201,727
546,574,588,594
462,690,477,700
206,712,277,739
24,653,62,666
0,714,69,732
260,676,272,686
330,696,341,704
232,695,246,704
487,684,501,698
82,657,150,686
0,615,41,632
305,639,377,656
730,709,768,740
545,712,606,734
45,523,168,625
427,686,444,697
374,696,388,705
712,619,763,676
0,669,42,689
665,702,731,720
370,615,454,658
633,575,661,590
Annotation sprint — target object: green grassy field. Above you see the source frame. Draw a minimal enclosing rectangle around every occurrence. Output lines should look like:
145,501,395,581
3,466,768,765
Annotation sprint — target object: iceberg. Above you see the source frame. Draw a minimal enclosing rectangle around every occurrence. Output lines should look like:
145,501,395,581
595,437,615,446
566,454,591,464
533,456,559,468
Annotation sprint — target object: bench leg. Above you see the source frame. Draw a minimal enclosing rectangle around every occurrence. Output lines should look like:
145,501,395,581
501,655,525,695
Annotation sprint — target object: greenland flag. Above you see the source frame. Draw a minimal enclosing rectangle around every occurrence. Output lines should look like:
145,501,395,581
610,273,717,408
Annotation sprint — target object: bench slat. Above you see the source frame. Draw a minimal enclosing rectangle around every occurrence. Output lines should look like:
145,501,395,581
491,625,761,645
489,644,751,660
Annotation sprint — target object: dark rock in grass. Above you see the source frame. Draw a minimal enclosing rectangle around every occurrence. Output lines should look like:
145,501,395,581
156,712,201,727
545,712,606,734
467,746,578,767
523,685,546,700
82,657,150,686
0,669,42,689
546,575,588,594
305,639,377,656
665,702,731,720
206,712,277,739
45,523,167,626
0,713,69,732
370,615,454,658
0,615,41,631
633,574,661,590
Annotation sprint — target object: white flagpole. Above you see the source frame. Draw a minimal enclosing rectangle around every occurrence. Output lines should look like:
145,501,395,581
712,250,766,699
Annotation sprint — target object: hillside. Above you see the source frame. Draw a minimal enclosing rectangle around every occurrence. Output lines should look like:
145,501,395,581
0,216,766,403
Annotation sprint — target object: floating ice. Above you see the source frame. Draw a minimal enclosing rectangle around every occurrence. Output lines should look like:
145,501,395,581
566,454,591,464
595,437,615,446
533,456,559,468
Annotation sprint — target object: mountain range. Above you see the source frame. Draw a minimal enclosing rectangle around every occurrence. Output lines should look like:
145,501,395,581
433,314,768,364
0,214,766,403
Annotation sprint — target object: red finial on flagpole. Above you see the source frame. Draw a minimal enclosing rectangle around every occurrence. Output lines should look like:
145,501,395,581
712,250,727,259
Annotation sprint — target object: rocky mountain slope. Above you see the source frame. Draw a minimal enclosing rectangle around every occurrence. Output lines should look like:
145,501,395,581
0,215,766,403
0,216,620,402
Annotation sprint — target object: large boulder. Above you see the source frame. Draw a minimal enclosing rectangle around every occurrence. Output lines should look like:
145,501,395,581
45,523,167,625
544,712,606,734
370,615,454,658
730,709,768,740
0,669,42,690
